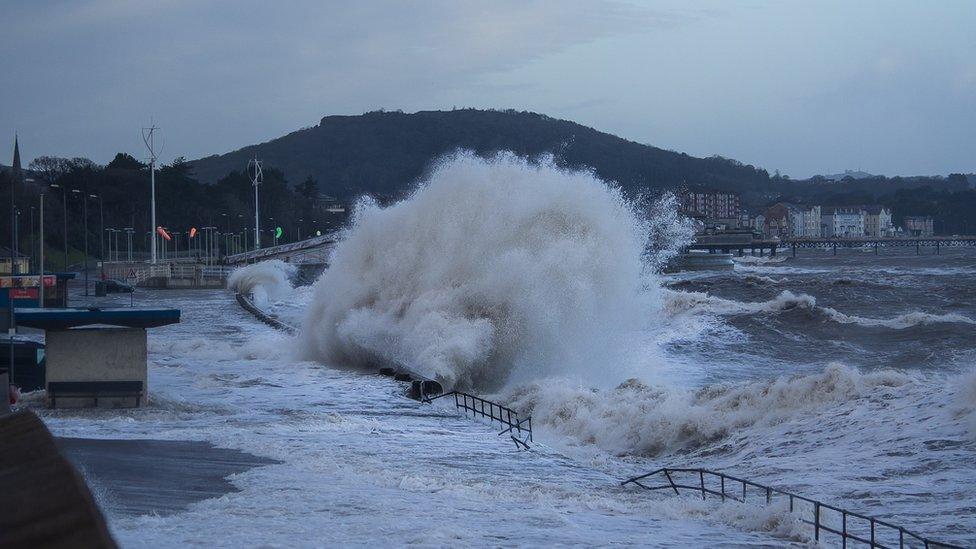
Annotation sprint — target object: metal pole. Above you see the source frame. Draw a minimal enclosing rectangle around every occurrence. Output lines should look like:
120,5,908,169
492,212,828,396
98,196,104,278
29,206,34,273
81,192,89,295
144,125,159,265
61,186,67,270
38,194,44,307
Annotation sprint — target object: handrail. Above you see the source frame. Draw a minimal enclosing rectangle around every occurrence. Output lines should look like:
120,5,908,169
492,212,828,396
424,390,532,450
621,468,965,549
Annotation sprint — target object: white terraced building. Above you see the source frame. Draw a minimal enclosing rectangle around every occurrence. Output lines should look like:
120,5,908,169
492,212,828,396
822,207,865,237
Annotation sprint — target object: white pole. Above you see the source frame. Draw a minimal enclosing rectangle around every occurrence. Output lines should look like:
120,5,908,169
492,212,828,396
143,125,159,265
150,156,156,264
248,157,263,251
254,180,260,250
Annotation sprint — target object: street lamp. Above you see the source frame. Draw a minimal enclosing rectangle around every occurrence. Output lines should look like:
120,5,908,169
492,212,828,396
49,183,68,271
91,193,103,278
124,228,134,261
70,189,93,295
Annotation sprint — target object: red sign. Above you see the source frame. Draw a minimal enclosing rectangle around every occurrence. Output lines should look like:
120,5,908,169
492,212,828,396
157,226,172,241
10,288,38,299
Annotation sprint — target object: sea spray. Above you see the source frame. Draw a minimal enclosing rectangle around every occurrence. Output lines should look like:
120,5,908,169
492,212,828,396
228,260,297,309
300,152,683,389
501,363,911,456
662,288,976,329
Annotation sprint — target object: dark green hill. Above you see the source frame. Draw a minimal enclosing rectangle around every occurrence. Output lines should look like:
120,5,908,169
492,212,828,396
189,109,772,200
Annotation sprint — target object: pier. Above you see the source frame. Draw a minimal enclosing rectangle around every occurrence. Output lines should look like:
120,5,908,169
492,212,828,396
686,230,781,256
782,236,976,256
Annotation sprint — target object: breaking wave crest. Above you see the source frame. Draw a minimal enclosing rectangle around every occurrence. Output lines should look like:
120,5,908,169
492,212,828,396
664,289,976,329
502,363,910,456
955,369,976,439
229,260,297,309
300,152,687,390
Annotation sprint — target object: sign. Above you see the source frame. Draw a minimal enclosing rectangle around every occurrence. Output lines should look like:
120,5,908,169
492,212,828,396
189,227,197,238
275,227,283,239
1,276,49,289
127,268,137,280
10,288,38,299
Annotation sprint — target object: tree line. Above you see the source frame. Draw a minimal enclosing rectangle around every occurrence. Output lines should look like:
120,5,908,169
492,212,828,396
0,154,346,270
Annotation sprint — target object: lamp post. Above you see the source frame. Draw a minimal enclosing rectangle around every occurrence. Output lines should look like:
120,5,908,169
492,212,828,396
143,125,159,265
93,194,103,277
247,157,262,251
124,228,134,261
49,183,68,271
71,189,92,295
29,205,35,273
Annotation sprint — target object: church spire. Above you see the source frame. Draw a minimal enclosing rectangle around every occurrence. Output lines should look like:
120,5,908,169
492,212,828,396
12,134,21,175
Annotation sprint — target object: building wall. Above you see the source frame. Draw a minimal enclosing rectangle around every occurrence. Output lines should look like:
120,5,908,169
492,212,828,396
823,209,865,237
45,327,148,408
682,191,741,221
904,216,934,237
864,208,892,237
804,206,822,237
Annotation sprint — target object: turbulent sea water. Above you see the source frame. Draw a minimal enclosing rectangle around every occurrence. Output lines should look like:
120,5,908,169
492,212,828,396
36,154,976,547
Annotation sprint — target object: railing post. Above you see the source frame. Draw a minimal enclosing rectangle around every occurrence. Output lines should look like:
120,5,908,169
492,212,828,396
789,494,793,513
720,476,725,501
699,470,705,500
899,528,904,549
814,502,820,541
870,518,875,547
765,487,770,505
842,511,847,549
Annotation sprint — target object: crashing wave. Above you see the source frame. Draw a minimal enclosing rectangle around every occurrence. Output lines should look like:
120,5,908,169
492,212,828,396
501,363,910,456
663,289,976,329
228,260,297,309
300,152,687,390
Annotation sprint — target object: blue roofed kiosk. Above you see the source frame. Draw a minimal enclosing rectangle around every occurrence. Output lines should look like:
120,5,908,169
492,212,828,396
13,307,180,409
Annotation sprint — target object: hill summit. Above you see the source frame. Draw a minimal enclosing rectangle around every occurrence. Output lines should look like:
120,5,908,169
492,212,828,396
189,109,771,200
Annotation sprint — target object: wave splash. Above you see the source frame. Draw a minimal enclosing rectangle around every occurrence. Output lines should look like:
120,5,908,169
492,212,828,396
664,289,976,329
228,260,296,309
502,363,911,456
300,152,687,390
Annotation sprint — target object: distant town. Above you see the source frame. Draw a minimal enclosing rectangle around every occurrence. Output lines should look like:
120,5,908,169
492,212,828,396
681,190,935,239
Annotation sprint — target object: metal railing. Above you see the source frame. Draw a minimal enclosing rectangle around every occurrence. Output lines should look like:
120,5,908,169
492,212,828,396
621,468,964,549
424,391,533,450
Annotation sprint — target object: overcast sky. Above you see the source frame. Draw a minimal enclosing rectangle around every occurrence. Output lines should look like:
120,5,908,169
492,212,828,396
2,0,974,178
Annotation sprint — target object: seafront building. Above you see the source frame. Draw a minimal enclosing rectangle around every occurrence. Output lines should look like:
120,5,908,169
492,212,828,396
680,190,928,239
864,206,894,237
903,216,935,237
681,190,741,228
821,207,866,238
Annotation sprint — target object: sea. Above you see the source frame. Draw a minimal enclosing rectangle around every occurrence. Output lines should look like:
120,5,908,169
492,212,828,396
33,153,976,547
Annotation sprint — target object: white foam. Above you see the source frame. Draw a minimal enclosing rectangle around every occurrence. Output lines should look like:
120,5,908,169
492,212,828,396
300,152,686,390
228,260,297,309
663,289,976,329
955,368,976,439
502,363,910,456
